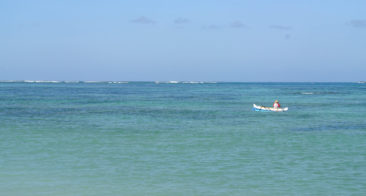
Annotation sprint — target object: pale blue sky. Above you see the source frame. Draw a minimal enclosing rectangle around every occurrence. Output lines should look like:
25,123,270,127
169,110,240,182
1,0,365,81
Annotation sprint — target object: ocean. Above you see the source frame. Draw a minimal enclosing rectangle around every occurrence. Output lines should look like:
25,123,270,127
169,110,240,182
0,82,365,195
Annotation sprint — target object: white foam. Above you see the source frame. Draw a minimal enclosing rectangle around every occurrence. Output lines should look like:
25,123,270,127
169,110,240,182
84,81,102,83
22,80,61,83
108,81,128,84
182,81,199,84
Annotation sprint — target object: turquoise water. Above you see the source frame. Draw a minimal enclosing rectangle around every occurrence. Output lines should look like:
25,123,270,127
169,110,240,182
1,82,365,195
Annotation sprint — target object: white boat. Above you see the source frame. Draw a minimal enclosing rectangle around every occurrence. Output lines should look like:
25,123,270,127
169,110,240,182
253,104,288,112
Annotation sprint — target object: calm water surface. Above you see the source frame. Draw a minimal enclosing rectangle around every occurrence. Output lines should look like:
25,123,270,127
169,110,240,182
0,82,365,195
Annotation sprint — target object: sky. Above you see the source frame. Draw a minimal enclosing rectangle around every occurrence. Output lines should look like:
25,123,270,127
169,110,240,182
0,0,365,82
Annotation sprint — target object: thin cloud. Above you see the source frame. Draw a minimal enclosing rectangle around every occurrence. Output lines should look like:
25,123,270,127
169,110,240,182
269,25,292,30
174,18,190,24
347,20,366,28
230,21,246,28
131,16,156,24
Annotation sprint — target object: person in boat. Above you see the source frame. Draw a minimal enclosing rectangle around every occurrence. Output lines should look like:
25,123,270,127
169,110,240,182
273,100,281,109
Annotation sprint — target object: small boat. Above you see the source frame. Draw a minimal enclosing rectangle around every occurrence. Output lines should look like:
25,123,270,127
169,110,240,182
253,104,288,112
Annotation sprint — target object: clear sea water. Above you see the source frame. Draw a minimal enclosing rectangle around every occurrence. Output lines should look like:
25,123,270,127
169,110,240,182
0,82,365,195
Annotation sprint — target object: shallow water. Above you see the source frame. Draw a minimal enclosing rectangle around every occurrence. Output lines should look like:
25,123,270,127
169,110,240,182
0,82,365,195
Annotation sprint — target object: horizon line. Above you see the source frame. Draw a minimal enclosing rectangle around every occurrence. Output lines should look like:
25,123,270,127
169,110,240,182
0,80,363,83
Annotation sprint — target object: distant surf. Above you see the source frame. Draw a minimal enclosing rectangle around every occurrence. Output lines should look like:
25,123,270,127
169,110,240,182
154,81,217,84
